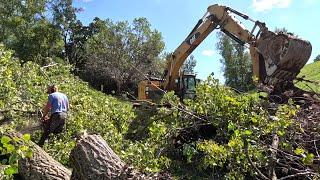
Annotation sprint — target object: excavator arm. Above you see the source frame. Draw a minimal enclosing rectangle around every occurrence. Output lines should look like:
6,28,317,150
138,4,312,100
164,4,255,90
164,4,312,91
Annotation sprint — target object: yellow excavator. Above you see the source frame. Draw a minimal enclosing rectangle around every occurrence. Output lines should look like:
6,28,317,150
138,4,312,101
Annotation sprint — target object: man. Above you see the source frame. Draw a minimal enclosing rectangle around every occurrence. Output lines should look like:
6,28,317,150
38,85,69,146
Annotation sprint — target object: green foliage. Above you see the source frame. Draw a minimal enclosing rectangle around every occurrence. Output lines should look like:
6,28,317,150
0,0,64,64
182,55,197,74
136,76,306,179
197,140,227,167
0,45,134,168
121,140,171,172
181,77,267,177
51,0,77,36
216,33,254,92
1,44,317,179
0,127,32,179
81,17,165,94
0,0,165,95
0,43,169,175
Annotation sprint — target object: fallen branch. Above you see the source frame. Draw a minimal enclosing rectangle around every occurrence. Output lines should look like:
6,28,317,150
244,139,269,180
40,63,58,70
269,134,279,180
278,171,316,180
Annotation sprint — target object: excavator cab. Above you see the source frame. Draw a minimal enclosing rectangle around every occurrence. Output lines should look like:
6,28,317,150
176,73,197,99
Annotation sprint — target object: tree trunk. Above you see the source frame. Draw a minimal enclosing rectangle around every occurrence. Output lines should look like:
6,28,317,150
69,134,171,180
69,134,124,180
18,142,72,180
2,130,71,180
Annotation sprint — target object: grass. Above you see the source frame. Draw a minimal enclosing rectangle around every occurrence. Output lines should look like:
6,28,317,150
295,61,320,94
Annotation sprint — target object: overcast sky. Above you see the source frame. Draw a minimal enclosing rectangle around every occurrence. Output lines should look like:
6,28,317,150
73,0,319,82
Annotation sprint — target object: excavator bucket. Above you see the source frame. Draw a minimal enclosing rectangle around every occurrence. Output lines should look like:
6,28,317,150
256,32,312,88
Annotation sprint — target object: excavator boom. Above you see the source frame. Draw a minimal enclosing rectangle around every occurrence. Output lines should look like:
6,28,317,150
138,4,312,100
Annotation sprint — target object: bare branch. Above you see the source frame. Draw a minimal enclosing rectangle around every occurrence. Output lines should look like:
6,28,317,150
269,134,279,180
314,139,320,158
244,140,269,180
40,63,58,70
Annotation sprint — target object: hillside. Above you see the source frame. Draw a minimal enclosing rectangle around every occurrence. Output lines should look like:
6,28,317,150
0,46,135,173
1,45,319,179
295,61,320,93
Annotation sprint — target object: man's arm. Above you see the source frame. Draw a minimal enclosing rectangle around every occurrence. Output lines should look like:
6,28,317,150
43,101,51,117
42,97,52,121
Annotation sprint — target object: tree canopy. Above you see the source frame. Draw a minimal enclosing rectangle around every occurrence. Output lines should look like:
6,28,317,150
0,0,166,95
182,55,197,74
216,32,254,92
0,0,63,64
80,17,165,94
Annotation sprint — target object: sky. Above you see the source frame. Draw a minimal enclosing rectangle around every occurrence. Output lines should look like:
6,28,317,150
73,0,320,82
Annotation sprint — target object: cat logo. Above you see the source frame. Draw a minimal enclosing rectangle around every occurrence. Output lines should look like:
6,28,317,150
186,32,200,45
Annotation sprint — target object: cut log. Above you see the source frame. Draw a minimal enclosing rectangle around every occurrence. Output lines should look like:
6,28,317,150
69,134,171,180
2,131,71,180
69,134,124,179
18,142,72,180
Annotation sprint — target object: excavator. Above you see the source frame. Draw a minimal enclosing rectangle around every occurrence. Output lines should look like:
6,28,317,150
138,4,312,101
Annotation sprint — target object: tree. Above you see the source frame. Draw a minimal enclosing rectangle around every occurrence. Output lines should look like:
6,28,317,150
182,55,197,74
0,0,64,64
274,27,296,37
274,27,288,33
314,54,320,62
49,0,82,64
216,32,254,92
65,20,90,68
0,0,84,65
82,17,165,94
64,17,107,69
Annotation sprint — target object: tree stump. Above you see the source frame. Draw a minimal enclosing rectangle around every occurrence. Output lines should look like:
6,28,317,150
18,142,72,180
70,134,172,180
